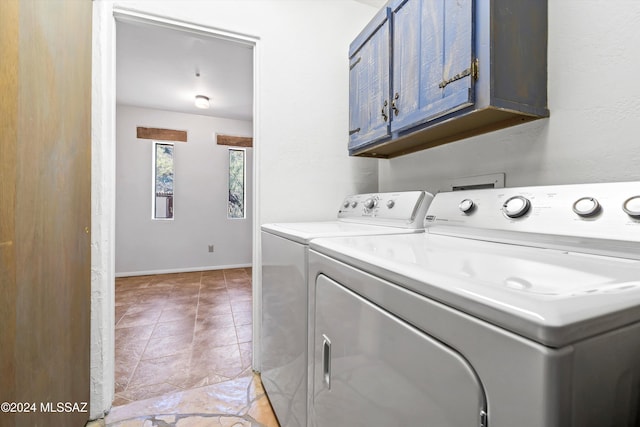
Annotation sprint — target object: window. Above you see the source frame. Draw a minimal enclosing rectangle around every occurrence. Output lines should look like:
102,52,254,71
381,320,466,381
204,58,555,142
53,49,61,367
228,148,245,219
153,142,174,219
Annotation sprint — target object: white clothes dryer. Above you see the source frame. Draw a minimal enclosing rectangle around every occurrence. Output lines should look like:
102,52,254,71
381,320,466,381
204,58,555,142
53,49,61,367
308,182,640,427
260,191,433,427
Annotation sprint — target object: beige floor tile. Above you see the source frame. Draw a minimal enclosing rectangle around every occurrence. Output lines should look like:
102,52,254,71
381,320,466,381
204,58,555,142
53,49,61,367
151,318,196,339
197,302,233,318
228,288,252,299
199,292,230,306
115,305,130,324
127,352,191,389
232,310,252,327
190,343,244,379
195,314,235,332
226,280,251,290
114,268,263,411
159,306,197,323
235,325,252,343
116,382,184,403
200,277,227,289
116,325,155,350
117,310,162,329
230,300,252,314
201,269,225,279
239,342,252,369
173,370,230,391
141,332,193,360
116,276,154,289
116,292,139,307
223,268,249,279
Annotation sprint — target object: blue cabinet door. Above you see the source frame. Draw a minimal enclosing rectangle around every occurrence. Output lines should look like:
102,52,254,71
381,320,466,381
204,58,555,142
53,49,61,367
390,0,474,134
348,9,391,152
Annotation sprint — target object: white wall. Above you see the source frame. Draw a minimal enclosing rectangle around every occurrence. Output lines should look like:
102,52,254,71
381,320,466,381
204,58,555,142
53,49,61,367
116,105,253,275
379,1,640,194
110,0,379,224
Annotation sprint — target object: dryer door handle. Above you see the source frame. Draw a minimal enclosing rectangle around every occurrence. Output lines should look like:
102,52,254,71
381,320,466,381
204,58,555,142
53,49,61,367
322,334,332,390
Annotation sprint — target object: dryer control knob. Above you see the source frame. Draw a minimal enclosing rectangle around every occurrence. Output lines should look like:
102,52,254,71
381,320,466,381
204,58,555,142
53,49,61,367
623,196,640,218
386,200,395,209
459,199,475,214
572,197,601,217
364,198,376,209
343,200,350,209
351,201,358,208
502,196,531,218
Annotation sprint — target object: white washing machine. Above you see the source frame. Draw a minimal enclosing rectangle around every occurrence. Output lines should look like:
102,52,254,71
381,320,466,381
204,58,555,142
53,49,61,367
260,191,434,427
308,182,640,427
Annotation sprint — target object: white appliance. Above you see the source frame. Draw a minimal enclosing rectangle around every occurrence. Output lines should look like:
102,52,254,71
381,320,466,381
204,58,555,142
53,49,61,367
260,191,433,427
308,182,640,427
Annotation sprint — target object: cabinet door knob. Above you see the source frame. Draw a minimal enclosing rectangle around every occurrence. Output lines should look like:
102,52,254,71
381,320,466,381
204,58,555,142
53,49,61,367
381,100,389,122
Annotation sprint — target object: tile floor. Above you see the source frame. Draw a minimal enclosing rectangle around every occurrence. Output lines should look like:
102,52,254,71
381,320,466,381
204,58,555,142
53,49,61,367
113,268,278,426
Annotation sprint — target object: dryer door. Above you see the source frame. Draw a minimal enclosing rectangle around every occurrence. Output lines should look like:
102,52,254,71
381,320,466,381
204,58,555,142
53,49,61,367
313,274,487,427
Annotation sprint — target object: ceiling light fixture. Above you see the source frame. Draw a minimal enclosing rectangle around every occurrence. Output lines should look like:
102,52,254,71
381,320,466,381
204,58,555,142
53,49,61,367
195,95,210,109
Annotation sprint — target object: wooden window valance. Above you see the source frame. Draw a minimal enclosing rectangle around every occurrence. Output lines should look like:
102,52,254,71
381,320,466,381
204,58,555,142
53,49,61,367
216,134,253,147
137,127,187,142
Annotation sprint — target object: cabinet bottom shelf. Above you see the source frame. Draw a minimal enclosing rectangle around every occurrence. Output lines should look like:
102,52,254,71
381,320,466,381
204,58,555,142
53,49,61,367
350,107,548,159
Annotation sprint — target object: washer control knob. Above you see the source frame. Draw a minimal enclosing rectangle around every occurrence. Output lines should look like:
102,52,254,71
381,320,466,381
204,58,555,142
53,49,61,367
343,200,350,209
386,200,395,209
502,196,531,218
623,196,640,218
351,201,358,208
459,199,475,214
572,197,601,217
364,198,376,209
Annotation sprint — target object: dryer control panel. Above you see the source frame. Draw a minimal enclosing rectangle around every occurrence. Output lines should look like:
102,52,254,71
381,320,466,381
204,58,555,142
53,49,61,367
338,191,433,228
425,181,640,259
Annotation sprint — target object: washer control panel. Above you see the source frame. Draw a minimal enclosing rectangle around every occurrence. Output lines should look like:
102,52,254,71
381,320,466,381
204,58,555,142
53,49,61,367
338,191,434,227
572,197,601,217
502,196,531,218
425,181,640,256
623,196,640,218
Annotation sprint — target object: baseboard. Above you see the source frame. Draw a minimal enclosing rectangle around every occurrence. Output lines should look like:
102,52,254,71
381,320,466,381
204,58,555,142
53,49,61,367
115,263,252,278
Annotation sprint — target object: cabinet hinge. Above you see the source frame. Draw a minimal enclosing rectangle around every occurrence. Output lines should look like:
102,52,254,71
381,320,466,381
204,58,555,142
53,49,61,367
439,58,479,89
480,409,488,427
472,58,479,80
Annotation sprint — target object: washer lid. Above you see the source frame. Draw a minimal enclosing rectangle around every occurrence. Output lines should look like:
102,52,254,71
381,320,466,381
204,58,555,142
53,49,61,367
262,221,423,244
310,233,640,347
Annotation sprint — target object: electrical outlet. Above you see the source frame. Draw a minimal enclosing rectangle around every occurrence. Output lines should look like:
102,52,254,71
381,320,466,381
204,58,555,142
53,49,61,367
208,245,214,253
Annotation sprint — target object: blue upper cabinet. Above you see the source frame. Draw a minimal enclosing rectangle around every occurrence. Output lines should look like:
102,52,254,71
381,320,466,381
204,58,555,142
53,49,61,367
348,7,391,152
349,0,549,158
391,0,474,134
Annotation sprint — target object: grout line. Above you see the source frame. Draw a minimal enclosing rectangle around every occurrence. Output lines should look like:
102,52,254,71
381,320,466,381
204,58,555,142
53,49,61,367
188,271,204,368
118,277,173,397
225,269,245,354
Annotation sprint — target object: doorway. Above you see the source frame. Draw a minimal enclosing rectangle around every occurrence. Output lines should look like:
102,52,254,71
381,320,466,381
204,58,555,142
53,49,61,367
114,16,254,404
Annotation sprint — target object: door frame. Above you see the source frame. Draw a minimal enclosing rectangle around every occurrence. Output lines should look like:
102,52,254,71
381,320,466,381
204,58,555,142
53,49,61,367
90,3,262,418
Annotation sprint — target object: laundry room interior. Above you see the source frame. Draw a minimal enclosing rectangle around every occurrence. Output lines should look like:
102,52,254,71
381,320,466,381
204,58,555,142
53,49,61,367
3,0,640,426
